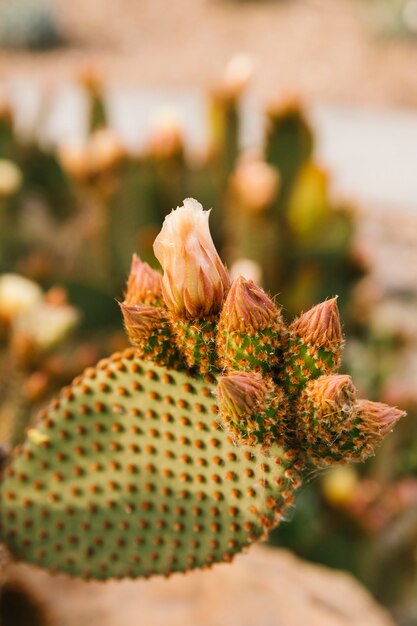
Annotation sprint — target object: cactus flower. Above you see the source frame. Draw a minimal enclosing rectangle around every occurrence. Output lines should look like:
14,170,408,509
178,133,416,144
153,198,230,319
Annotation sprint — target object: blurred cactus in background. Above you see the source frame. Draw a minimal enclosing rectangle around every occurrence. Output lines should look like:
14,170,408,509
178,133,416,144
362,0,417,38
0,273,80,450
0,0,65,51
225,97,365,318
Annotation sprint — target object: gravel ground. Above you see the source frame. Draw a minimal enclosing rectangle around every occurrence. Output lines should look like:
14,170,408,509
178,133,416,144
1,0,417,108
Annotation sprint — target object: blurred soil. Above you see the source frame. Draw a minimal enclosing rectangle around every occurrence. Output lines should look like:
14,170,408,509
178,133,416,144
5,545,395,626
0,0,417,108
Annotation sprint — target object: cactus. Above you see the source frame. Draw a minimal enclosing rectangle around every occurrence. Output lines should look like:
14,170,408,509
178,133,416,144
0,199,404,580
0,0,64,50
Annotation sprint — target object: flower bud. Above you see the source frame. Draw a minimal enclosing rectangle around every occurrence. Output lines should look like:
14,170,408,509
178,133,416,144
120,303,167,346
124,255,162,306
307,374,357,416
153,198,230,319
218,371,270,422
298,375,357,459
355,400,405,439
291,297,343,350
221,276,280,334
120,302,178,366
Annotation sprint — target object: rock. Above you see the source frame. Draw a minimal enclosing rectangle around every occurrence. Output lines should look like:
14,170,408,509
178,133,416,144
3,545,394,626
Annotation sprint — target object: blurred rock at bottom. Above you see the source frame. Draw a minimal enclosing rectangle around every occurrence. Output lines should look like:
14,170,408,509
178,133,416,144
4,545,393,626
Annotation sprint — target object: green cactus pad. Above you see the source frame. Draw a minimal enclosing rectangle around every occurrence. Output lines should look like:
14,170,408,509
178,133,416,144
0,349,299,580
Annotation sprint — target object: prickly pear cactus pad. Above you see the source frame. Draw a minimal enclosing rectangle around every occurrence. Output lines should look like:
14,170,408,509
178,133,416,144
0,198,405,580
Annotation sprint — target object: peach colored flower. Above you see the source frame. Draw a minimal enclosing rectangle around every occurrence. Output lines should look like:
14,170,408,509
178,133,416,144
153,198,230,319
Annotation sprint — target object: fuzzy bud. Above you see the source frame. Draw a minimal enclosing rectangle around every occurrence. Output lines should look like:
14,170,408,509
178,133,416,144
355,400,405,439
120,303,168,346
153,198,230,319
120,302,178,365
307,374,357,415
124,255,162,306
298,375,357,464
218,371,270,422
221,276,280,333
291,297,343,349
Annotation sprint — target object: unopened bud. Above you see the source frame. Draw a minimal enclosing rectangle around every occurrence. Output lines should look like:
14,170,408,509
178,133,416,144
221,276,280,333
153,198,230,319
355,399,405,439
291,297,343,350
308,374,357,415
124,255,162,306
120,303,168,346
120,302,178,366
218,371,270,422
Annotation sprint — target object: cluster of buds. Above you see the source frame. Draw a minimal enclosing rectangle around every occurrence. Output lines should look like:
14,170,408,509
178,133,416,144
121,197,404,462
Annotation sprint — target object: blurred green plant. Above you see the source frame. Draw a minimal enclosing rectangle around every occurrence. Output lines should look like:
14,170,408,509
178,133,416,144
0,0,65,51
362,0,417,38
